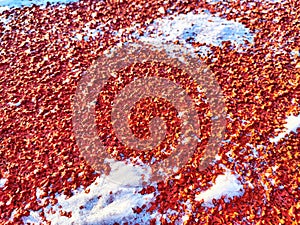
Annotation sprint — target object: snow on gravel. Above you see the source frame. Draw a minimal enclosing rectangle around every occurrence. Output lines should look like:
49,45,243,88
0,0,78,9
140,11,254,57
195,170,244,207
0,1,257,223
0,178,7,188
22,160,155,225
270,114,300,143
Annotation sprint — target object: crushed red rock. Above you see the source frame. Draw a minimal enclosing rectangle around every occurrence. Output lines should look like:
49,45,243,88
0,0,299,224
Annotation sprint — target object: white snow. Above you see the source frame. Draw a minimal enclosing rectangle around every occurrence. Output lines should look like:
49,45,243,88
157,6,165,15
22,160,155,225
0,6,9,12
195,170,244,207
7,101,21,107
270,114,300,143
182,214,189,223
284,114,300,133
0,178,7,188
140,11,254,57
9,209,17,222
103,158,152,187
0,0,78,9
0,11,12,36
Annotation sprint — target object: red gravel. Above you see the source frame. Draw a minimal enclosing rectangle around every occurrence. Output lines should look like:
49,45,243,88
0,0,299,224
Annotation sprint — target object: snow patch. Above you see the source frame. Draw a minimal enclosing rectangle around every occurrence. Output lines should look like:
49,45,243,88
195,170,244,207
103,158,151,187
0,6,9,12
182,214,189,223
0,178,7,188
270,114,300,143
22,160,154,224
140,11,254,56
0,0,78,9
7,101,21,107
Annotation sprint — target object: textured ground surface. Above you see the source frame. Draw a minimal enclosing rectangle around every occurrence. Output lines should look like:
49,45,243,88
0,0,299,224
